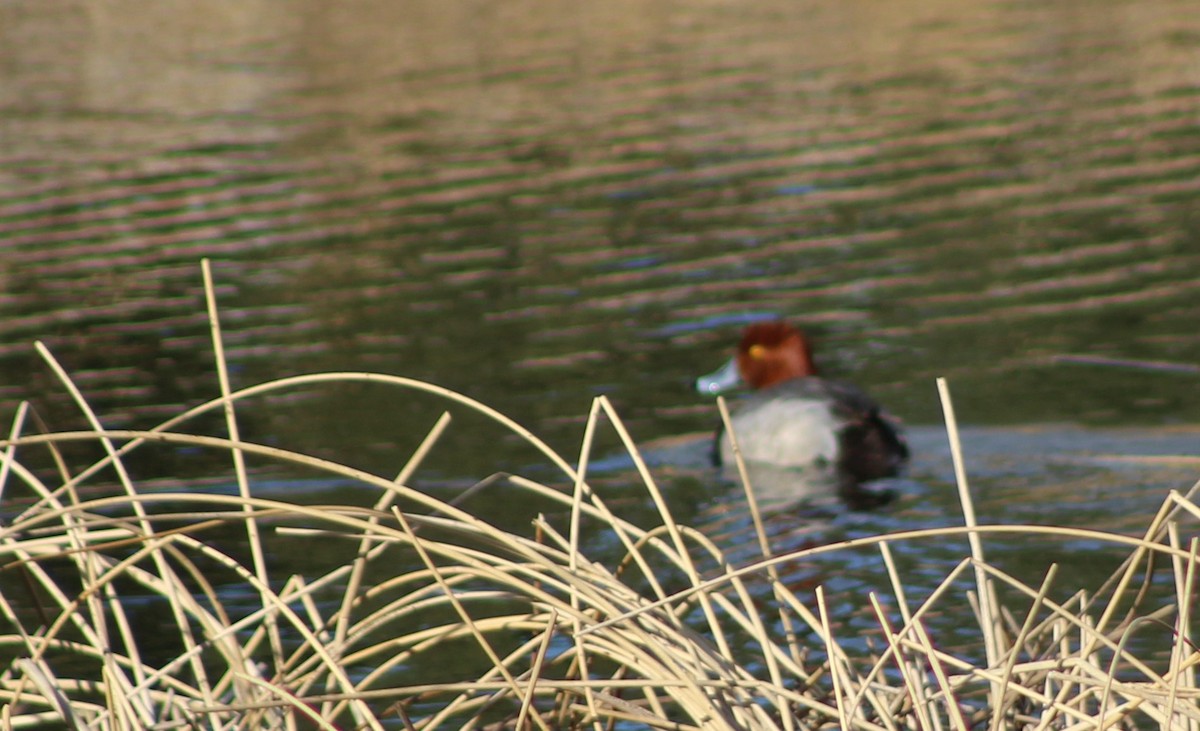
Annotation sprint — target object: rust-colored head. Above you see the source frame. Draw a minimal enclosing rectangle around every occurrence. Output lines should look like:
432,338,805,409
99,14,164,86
735,321,818,388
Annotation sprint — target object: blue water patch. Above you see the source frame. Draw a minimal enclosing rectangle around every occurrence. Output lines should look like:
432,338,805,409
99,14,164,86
202,476,369,496
653,312,781,337
775,183,818,196
598,255,663,272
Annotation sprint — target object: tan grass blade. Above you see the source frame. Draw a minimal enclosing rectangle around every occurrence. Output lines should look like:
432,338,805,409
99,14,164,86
0,262,1196,730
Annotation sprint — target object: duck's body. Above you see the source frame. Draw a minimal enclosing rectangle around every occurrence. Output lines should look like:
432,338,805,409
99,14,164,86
712,377,908,481
696,321,909,486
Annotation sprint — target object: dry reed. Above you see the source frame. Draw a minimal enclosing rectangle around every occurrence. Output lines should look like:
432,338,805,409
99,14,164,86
0,260,1196,730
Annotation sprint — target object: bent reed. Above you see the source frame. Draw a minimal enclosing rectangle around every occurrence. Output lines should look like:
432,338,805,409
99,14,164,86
0,260,1197,730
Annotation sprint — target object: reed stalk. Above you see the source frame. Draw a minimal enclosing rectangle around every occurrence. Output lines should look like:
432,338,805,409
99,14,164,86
0,261,1195,730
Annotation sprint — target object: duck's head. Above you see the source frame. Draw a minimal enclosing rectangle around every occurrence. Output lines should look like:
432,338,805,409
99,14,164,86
696,320,817,395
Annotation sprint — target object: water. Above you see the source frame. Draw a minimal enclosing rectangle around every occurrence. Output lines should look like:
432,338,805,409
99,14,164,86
1,0,1198,723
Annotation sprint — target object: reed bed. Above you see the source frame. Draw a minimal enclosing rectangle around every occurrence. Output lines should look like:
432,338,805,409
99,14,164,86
0,260,1197,730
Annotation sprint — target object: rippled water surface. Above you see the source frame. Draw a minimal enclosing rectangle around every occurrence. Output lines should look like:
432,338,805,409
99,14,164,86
2,0,1199,701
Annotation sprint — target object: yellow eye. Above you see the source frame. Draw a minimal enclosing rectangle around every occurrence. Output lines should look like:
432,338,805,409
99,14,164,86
748,344,766,360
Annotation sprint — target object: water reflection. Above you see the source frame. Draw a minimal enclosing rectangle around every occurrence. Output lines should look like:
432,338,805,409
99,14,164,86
1,0,1195,503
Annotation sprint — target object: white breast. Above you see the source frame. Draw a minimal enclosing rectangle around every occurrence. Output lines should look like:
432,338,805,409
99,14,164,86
719,397,841,469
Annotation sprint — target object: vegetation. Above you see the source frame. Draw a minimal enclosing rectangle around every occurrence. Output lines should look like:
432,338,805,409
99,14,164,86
0,261,1196,730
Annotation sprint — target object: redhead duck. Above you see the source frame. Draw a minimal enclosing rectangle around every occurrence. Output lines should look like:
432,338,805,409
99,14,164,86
696,321,908,488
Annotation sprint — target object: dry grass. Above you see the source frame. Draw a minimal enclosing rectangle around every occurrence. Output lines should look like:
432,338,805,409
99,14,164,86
0,260,1197,730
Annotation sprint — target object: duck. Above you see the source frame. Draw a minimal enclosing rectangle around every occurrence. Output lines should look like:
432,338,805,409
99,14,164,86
695,320,909,489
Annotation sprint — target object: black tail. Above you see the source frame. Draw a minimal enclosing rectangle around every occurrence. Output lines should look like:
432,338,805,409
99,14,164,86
837,410,909,484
